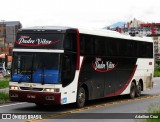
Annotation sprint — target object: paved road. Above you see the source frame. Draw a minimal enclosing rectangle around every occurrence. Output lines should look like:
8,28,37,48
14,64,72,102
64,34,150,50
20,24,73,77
0,78,160,122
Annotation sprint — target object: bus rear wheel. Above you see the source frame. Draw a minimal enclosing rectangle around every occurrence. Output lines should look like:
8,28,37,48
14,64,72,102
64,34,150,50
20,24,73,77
130,82,136,99
135,82,141,97
76,87,86,108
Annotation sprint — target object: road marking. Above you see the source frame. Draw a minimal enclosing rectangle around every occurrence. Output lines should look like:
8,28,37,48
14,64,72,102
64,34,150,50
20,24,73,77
25,93,160,122
0,102,26,108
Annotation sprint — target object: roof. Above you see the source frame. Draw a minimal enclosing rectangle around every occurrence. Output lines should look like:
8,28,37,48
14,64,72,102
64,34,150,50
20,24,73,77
140,23,160,27
0,21,21,26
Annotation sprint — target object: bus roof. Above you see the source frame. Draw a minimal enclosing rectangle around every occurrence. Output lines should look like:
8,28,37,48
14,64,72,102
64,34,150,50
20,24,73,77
78,28,153,43
19,26,153,43
20,26,71,31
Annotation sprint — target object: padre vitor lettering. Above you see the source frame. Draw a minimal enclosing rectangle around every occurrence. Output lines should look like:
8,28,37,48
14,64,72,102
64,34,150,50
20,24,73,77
37,38,51,45
94,61,115,70
18,38,35,44
18,37,52,45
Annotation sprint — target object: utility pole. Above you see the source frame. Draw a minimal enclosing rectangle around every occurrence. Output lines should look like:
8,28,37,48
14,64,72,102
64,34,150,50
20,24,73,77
1,20,7,73
1,20,5,55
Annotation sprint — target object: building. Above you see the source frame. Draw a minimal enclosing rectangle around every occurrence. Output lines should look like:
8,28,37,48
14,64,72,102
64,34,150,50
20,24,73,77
0,23,6,53
0,21,22,55
107,18,160,60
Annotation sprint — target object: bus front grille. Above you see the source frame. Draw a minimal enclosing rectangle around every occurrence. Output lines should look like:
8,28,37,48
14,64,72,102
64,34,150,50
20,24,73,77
20,87,43,91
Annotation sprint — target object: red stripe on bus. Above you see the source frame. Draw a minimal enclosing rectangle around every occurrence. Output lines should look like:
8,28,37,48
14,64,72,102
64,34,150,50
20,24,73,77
106,65,138,97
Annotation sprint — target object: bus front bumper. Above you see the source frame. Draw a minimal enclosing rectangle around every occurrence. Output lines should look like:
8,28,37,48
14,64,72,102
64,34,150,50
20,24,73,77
9,90,61,105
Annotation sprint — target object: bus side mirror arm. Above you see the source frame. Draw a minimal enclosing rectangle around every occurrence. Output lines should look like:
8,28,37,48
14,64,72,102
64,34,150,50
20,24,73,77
5,54,8,68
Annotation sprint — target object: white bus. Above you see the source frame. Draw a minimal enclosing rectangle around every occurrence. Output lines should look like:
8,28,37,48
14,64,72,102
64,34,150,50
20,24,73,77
9,26,154,108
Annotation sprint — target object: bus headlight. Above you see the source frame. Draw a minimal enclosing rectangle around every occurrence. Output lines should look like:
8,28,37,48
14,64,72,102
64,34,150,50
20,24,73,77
44,88,54,92
10,86,19,90
44,88,60,93
54,88,60,93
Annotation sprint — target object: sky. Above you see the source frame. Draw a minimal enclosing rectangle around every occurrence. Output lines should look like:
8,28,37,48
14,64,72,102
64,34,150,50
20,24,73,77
0,0,160,28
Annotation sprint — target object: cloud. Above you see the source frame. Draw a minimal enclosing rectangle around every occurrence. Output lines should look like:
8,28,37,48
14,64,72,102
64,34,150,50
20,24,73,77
0,0,160,28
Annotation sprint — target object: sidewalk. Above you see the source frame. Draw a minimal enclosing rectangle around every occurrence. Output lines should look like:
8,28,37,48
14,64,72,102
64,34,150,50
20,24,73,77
0,77,10,81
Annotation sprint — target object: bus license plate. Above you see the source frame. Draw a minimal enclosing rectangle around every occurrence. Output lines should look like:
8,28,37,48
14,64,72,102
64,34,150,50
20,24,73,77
27,94,36,99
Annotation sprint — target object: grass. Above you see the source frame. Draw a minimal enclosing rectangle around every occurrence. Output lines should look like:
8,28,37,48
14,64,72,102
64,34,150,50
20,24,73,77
154,66,160,77
145,119,160,122
145,103,160,122
0,80,9,89
0,92,9,103
0,80,9,103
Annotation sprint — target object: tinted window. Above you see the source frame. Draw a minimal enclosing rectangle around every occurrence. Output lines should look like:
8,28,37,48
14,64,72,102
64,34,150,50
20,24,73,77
107,39,118,56
64,32,77,52
80,34,153,58
62,53,77,87
146,43,153,58
80,35,95,55
95,37,106,55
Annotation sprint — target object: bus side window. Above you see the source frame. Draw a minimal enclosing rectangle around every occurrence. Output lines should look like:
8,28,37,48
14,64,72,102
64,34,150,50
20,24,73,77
64,55,71,71
62,54,76,87
64,32,77,52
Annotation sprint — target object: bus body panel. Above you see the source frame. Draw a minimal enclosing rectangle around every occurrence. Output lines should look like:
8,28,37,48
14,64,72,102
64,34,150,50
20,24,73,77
9,26,154,106
9,82,62,105
121,58,154,95
60,70,79,104
78,56,138,99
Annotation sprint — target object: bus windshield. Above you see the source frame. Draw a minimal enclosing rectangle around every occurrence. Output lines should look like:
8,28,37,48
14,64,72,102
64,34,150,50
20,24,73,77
11,52,62,84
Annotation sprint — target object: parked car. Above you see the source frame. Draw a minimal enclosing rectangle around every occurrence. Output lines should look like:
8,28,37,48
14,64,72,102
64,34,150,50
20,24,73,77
0,66,10,77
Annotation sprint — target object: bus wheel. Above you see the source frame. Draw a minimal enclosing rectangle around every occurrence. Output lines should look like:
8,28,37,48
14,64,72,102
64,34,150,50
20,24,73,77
135,82,141,97
76,87,86,108
130,82,136,99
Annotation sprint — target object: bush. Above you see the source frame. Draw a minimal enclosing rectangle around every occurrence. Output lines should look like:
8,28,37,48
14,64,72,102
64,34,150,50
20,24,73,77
154,67,160,77
156,60,160,66
0,80,9,88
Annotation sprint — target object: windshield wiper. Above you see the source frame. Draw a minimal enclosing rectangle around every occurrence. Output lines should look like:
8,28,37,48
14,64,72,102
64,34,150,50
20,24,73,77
41,63,45,85
18,72,31,83
18,74,26,83
30,54,35,83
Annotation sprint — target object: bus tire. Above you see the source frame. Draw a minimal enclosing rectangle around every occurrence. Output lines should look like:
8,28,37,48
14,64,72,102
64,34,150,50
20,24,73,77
130,82,136,99
76,87,86,108
135,82,141,97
